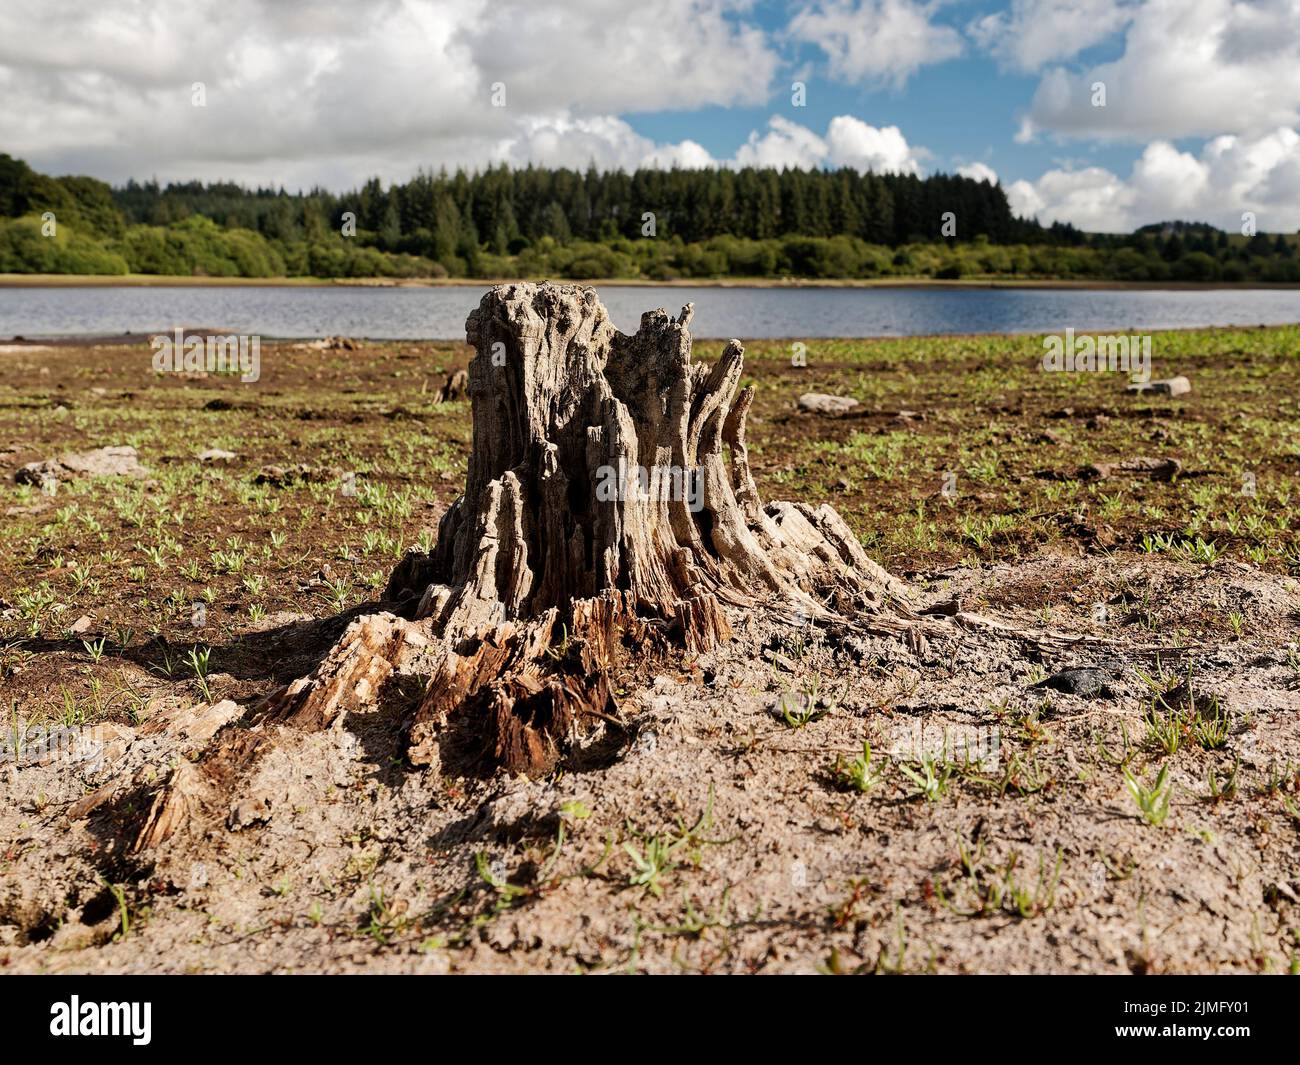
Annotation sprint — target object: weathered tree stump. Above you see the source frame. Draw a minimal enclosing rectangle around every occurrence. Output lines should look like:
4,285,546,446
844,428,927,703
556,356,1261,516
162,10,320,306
273,282,918,775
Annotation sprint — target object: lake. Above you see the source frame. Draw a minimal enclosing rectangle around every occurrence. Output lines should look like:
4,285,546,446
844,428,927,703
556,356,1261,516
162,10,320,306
2,283,1299,341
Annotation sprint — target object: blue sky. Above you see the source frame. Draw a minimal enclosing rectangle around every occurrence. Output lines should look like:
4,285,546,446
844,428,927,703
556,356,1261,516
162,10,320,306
630,0,1138,182
2,0,1298,232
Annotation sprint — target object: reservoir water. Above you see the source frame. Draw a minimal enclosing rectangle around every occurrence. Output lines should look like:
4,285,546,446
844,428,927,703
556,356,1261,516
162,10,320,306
1,283,1298,341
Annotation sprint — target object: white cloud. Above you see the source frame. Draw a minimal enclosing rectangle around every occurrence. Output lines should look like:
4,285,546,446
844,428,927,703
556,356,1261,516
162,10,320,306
790,0,963,89
969,0,1134,73
957,161,999,183
732,115,927,173
1007,127,1300,231
734,116,829,169
1006,167,1130,230
461,0,779,115
494,114,716,171
1019,0,1300,142
826,116,925,174
0,0,777,186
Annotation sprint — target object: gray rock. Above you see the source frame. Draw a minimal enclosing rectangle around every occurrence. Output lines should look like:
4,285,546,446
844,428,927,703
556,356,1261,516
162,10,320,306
1034,667,1114,699
1128,376,1191,397
1079,456,1181,482
798,392,859,415
15,445,148,483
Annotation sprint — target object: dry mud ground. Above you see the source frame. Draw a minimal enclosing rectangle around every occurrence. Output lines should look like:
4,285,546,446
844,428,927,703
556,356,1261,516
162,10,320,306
1,330,1298,973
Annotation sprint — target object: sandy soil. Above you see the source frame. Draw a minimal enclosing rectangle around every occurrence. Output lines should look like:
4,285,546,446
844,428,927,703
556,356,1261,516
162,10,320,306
3,551,1297,974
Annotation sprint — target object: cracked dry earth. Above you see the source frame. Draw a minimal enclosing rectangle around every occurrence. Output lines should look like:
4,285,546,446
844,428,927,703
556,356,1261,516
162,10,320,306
2,551,1299,974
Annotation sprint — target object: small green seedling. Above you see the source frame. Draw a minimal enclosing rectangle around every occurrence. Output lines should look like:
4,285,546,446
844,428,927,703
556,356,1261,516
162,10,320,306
1124,764,1173,826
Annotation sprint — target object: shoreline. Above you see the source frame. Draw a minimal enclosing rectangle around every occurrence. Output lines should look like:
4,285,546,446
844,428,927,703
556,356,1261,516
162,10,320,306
3,272,1300,292
4,320,1294,348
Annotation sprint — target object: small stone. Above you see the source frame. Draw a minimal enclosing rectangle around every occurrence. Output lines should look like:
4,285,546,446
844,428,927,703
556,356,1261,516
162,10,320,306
1128,375,1191,397
69,614,94,635
1034,667,1114,699
198,448,236,463
1080,456,1181,482
798,392,859,415
255,463,334,488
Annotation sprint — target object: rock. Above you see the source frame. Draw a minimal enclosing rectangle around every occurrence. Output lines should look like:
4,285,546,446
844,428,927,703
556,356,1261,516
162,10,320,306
1128,376,1191,397
1034,667,1114,699
69,614,94,635
198,448,236,463
300,335,360,351
798,392,859,415
1079,456,1181,482
254,463,335,488
14,460,60,486
15,445,148,484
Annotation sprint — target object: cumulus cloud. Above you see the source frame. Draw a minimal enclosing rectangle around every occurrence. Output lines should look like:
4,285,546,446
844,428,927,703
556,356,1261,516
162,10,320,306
0,0,776,186
734,116,829,169
969,0,1134,73
1006,127,1300,231
461,0,779,115
494,114,716,171
826,116,925,174
789,0,963,88
1018,0,1300,142
956,161,999,184
733,115,927,173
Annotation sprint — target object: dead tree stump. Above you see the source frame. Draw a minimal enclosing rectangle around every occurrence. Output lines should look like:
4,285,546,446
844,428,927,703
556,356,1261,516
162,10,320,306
273,282,917,774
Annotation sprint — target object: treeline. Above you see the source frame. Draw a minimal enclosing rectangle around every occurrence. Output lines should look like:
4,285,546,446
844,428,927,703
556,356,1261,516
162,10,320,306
114,165,1039,252
1,152,1298,282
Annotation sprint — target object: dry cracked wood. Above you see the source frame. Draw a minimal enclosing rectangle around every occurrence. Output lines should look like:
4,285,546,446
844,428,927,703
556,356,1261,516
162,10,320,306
131,280,930,835
266,284,935,775
270,282,926,774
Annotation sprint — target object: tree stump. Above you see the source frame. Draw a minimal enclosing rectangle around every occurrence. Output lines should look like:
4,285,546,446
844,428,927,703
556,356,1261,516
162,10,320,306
272,282,918,775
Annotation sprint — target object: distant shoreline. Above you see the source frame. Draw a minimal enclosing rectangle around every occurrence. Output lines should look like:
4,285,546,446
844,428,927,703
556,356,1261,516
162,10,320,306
5,321,1295,349
3,273,1300,292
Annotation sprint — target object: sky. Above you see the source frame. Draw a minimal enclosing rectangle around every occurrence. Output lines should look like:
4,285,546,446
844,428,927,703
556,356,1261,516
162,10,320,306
1,0,1298,232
